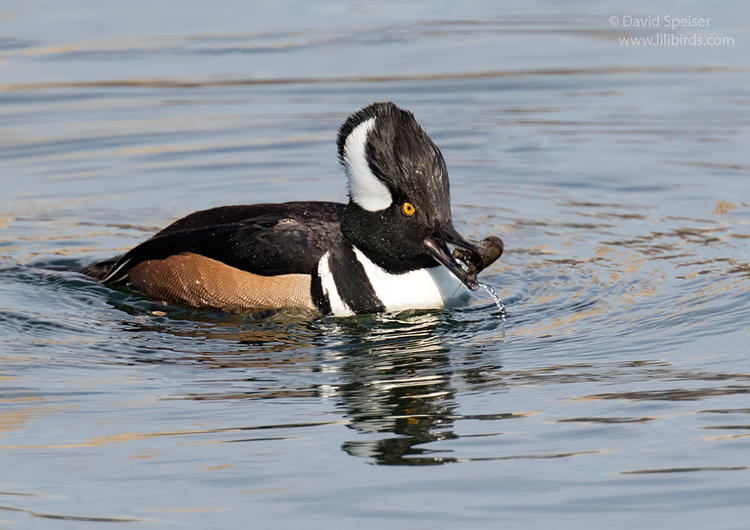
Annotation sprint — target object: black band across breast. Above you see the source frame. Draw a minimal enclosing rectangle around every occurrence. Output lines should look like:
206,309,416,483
327,246,385,315
310,271,331,315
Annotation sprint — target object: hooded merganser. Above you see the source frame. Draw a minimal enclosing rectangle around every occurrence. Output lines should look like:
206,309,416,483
82,102,503,316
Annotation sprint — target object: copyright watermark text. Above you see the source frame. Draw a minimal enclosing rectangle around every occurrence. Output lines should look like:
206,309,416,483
609,14,735,47
609,15,711,29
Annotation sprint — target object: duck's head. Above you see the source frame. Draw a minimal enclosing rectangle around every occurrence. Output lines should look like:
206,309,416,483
338,102,498,290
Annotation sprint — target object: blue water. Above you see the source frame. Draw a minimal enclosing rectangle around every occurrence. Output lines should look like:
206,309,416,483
1,1,749,528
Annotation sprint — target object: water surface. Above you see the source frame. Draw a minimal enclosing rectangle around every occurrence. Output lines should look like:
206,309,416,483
1,1,749,528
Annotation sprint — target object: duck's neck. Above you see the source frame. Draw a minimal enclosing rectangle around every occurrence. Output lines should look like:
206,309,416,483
340,202,437,275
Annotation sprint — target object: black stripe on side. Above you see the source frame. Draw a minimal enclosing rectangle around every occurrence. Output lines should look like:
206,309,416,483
310,262,331,315
329,245,385,314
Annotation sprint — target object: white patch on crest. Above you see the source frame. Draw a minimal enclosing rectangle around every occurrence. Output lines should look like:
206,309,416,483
317,251,354,317
353,247,470,313
343,117,393,212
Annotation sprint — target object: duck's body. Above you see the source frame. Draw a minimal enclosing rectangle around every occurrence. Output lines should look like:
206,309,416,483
83,102,502,316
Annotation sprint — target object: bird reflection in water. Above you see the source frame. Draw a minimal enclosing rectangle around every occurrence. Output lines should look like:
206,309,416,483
334,312,464,465
114,295,501,464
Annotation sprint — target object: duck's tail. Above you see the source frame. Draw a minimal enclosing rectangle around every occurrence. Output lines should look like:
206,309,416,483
78,257,121,281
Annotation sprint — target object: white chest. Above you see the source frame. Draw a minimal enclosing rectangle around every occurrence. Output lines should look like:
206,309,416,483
352,247,469,313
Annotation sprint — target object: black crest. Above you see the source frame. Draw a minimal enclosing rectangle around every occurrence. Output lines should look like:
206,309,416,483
337,102,452,222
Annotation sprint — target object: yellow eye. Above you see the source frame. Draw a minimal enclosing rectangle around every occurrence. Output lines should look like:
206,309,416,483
402,202,416,216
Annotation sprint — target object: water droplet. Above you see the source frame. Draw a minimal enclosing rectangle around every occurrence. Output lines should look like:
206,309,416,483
479,282,506,319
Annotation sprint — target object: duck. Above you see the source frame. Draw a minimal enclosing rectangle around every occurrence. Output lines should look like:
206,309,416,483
82,102,503,316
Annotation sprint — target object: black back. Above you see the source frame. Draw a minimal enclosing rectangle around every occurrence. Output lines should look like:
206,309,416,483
99,202,346,280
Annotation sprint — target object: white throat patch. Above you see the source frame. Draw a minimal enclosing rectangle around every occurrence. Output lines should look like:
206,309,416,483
343,117,393,212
